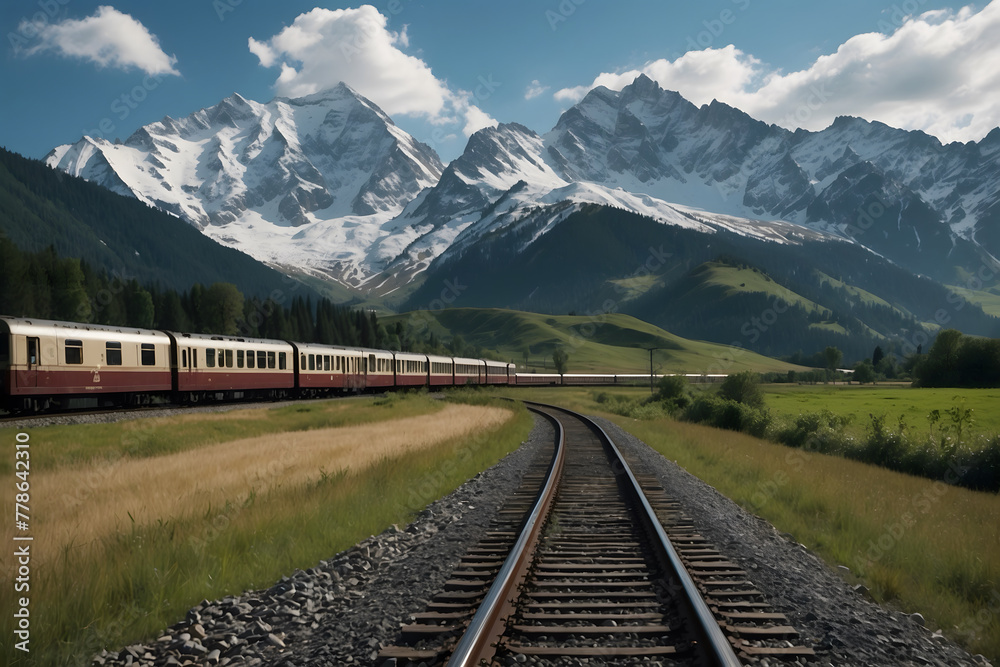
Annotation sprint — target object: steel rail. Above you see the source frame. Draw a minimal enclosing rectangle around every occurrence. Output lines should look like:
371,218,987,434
448,401,743,666
579,409,744,667
445,407,566,666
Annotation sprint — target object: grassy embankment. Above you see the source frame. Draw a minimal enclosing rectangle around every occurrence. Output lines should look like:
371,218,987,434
494,385,1000,661
0,392,533,667
385,307,806,374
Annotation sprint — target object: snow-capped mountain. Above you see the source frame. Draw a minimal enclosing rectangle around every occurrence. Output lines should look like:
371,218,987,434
394,74,999,287
46,76,1000,298
46,83,443,286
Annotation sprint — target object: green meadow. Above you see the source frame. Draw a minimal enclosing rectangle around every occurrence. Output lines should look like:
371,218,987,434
763,384,1000,438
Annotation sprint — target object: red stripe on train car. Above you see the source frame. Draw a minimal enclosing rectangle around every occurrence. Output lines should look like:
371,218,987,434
10,369,172,395
176,371,294,392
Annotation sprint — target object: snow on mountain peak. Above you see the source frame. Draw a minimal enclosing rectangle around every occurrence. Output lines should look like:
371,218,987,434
44,74,1000,297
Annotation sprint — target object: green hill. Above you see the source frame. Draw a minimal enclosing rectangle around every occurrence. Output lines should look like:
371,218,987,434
0,147,317,300
385,307,808,374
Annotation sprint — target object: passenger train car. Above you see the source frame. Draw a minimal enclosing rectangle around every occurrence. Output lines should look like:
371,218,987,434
0,316,520,413
0,315,722,413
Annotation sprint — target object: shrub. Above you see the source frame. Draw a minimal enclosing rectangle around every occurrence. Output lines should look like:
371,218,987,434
776,410,852,451
959,437,1000,492
718,371,765,408
852,414,910,469
683,394,771,438
656,375,688,401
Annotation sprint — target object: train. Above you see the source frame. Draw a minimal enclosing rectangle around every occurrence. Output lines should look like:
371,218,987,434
0,315,724,413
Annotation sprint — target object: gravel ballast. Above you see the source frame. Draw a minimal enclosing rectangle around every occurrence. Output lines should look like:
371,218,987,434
90,411,990,666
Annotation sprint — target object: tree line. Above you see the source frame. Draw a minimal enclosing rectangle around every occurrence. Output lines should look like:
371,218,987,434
913,329,1000,388
0,237,381,347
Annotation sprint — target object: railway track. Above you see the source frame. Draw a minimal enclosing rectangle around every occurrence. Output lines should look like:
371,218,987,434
379,402,814,666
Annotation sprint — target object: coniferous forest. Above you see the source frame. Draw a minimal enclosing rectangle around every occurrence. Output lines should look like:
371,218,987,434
0,235,385,348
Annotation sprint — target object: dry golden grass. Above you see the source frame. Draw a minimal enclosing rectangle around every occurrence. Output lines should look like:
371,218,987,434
31,404,511,564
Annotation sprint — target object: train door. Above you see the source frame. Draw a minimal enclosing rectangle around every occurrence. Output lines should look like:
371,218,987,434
23,337,39,387
181,347,196,375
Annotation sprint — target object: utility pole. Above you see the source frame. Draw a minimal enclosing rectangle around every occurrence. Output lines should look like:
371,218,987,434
646,347,660,394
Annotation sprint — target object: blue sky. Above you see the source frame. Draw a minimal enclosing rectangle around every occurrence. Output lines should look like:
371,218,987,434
3,0,998,163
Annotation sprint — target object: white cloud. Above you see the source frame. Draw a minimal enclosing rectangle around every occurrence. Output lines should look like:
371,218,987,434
525,79,550,100
461,103,498,136
554,46,761,108
20,6,179,76
248,5,496,137
554,1,1000,144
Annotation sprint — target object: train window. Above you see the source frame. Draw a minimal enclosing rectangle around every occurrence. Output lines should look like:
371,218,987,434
141,344,155,366
257,351,267,369
308,354,315,371
65,340,83,365
335,356,341,371
224,350,234,368
246,350,254,368
278,352,286,370
106,342,122,366
300,354,306,370
193,350,198,368
237,350,244,368
182,349,188,368
267,352,276,369
324,355,330,371
206,348,216,368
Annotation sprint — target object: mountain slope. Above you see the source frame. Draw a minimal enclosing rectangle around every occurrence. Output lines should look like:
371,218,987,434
0,147,315,299
46,84,444,287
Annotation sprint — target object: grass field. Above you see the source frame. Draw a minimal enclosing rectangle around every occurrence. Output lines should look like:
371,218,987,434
385,307,807,375
619,417,1000,661
0,393,533,667
763,384,1000,439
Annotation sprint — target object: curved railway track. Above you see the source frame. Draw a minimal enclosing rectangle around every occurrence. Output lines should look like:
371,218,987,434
380,402,814,666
